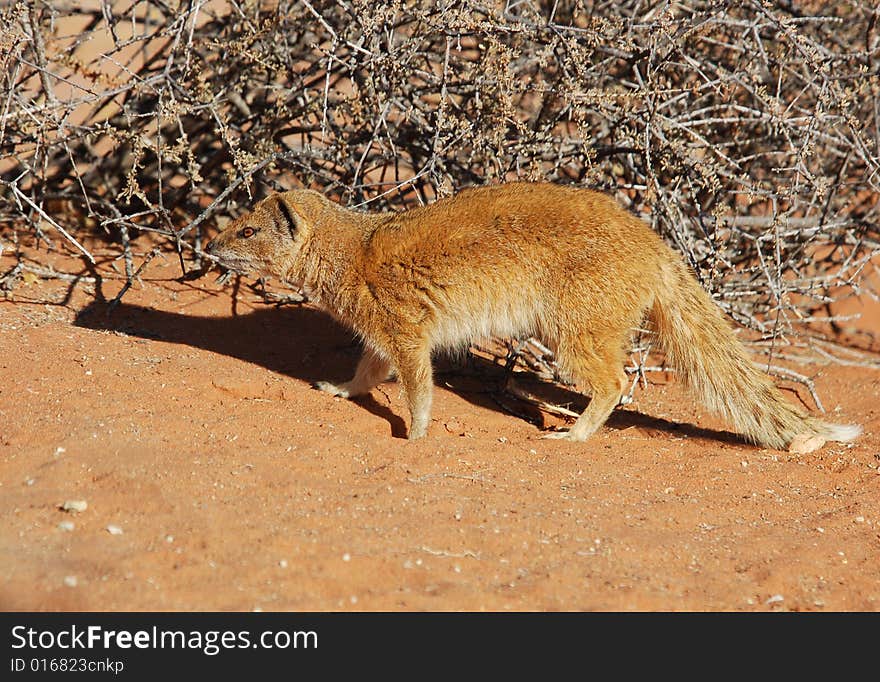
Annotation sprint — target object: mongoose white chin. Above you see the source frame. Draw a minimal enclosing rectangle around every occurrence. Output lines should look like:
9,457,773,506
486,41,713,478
205,181,861,450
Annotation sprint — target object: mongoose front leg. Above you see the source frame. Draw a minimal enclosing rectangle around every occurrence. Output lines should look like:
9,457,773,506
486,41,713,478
314,348,391,398
392,344,434,440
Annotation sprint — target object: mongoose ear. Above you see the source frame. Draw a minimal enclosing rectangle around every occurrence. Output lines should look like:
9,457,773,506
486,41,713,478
274,195,299,238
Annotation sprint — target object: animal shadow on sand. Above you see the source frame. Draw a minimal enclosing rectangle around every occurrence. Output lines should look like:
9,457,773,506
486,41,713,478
74,300,743,445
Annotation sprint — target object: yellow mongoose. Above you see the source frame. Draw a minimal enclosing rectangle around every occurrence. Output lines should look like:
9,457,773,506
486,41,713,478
205,182,860,449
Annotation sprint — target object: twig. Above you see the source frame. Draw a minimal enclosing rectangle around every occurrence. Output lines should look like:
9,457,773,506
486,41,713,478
107,247,161,312
5,181,96,264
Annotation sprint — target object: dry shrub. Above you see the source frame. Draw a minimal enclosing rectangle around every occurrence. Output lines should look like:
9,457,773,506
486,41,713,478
2,0,879,378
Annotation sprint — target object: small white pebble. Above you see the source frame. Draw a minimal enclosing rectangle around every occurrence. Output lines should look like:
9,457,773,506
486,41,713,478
342,553,351,562
106,525,123,535
766,594,784,604
61,500,88,513
55,446,66,456
58,521,75,532
63,576,78,587
816,527,824,533
279,559,288,568
349,595,358,604
854,516,865,524
165,535,174,543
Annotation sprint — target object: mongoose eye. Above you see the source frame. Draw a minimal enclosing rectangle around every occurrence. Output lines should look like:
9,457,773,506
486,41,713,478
238,226,259,239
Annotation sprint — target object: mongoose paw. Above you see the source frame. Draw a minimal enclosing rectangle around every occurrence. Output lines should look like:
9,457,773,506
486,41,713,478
408,425,428,440
541,429,572,440
541,429,589,443
313,381,351,398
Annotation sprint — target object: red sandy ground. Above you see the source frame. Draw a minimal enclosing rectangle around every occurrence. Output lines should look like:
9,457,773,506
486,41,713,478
1,240,879,611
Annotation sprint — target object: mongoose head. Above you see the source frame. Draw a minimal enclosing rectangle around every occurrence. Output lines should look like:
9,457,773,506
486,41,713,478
204,190,326,284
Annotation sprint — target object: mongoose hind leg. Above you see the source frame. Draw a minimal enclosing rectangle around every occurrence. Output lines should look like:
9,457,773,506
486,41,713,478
314,347,391,398
542,335,628,442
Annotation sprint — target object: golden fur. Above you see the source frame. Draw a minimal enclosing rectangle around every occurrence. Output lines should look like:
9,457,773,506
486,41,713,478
205,182,860,448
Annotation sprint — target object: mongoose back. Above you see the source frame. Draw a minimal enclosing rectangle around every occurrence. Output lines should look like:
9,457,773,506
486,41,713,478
205,182,860,449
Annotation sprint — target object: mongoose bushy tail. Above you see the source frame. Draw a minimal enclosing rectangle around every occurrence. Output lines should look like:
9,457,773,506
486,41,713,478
651,258,861,449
